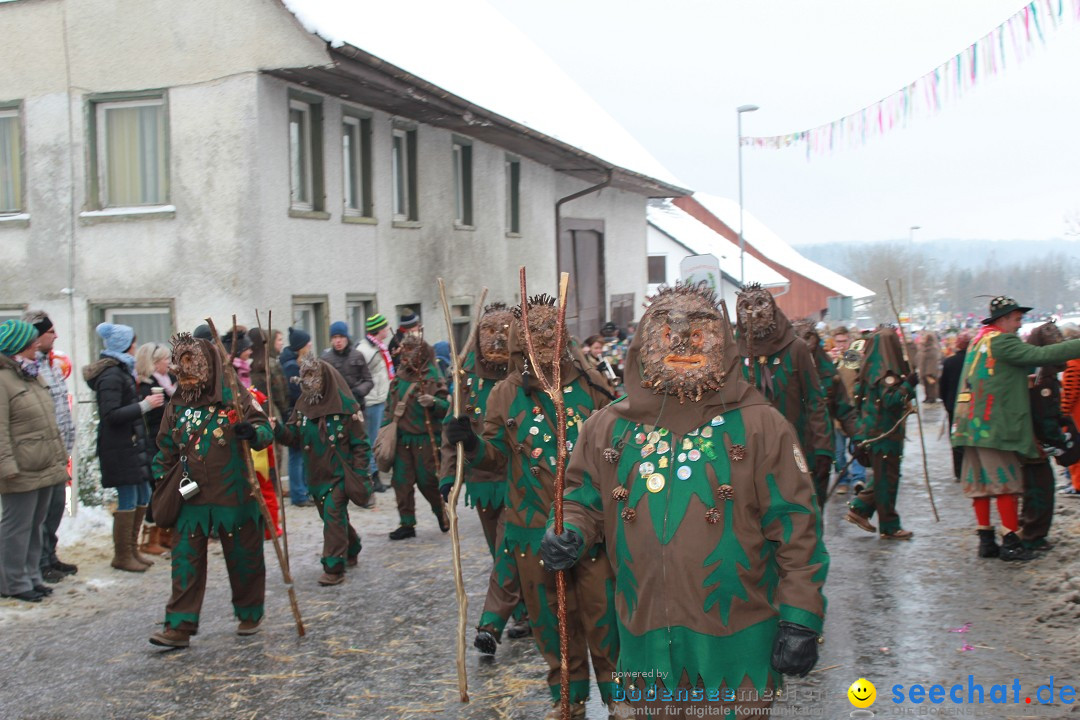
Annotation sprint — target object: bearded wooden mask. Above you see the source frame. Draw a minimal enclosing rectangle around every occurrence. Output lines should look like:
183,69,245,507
397,334,429,376
639,284,726,403
298,354,324,403
477,304,513,368
171,333,211,403
736,283,777,340
514,294,565,372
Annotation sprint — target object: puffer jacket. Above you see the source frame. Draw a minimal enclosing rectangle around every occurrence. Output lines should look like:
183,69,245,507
84,357,151,488
0,354,68,494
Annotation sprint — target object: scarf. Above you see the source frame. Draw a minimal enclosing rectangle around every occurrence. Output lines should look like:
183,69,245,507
16,355,39,378
368,333,395,379
101,349,135,376
233,356,252,389
153,371,177,396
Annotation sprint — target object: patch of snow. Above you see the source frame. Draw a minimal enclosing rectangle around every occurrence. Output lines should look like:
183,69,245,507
0,212,30,223
648,200,789,288
57,504,112,545
78,205,175,218
280,0,683,189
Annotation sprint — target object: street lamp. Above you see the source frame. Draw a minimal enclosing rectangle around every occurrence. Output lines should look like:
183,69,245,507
737,104,759,286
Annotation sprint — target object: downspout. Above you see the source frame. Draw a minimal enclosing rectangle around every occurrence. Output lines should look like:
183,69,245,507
554,170,612,292
60,1,80,516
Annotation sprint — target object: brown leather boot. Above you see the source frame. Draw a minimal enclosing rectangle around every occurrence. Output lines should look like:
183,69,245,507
141,525,170,556
149,626,191,648
131,506,154,567
111,511,148,573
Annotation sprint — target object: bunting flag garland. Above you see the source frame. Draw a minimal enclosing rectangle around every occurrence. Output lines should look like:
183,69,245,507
742,0,1080,156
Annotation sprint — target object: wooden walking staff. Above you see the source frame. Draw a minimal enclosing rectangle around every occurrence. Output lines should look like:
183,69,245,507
436,279,488,704
206,316,306,637
519,266,572,720
884,281,940,522
255,310,292,574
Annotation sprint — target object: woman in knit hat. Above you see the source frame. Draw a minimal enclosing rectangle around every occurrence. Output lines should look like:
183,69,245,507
83,322,165,572
279,327,313,506
0,320,69,602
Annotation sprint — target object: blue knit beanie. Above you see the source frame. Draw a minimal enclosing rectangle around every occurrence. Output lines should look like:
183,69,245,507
329,321,350,339
288,326,312,352
0,319,38,356
96,322,135,354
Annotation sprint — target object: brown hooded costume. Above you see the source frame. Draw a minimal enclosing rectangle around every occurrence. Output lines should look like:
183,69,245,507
150,335,273,638
276,357,371,580
553,285,828,717
437,304,527,640
381,336,449,533
467,296,619,709
916,331,944,403
735,286,833,492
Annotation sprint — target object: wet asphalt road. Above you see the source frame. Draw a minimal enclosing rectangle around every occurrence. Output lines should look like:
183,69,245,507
3,400,1080,719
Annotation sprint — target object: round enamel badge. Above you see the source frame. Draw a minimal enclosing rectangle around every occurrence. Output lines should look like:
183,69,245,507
793,443,809,473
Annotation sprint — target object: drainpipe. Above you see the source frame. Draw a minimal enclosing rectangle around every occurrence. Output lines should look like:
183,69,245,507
554,170,612,292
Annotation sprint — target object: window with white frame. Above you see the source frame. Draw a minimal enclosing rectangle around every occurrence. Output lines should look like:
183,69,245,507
342,114,373,217
506,156,521,234
289,99,314,210
93,96,168,208
0,105,23,214
452,140,472,226
347,294,377,340
98,305,174,349
392,127,417,221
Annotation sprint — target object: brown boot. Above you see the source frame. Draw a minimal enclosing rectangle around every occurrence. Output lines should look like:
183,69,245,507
111,511,148,573
149,626,191,648
237,619,262,636
141,525,170,556
131,506,154,567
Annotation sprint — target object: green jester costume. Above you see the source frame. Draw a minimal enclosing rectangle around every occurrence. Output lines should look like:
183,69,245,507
437,304,527,649
149,335,274,647
451,295,619,717
542,284,828,719
276,356,371,585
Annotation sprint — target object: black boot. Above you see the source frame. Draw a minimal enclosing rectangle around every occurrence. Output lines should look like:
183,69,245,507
977,528,1000,558
999,532,1033,562
372,477,388,493
388,525,416,541
474,630,499,655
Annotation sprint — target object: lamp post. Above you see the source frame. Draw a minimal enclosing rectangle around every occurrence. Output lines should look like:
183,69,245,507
737,104,759,286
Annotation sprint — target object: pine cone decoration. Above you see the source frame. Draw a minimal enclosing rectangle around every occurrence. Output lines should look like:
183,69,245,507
530,467,540,477
621,507,636,523
729,444,746,462
603,447,620,464
716,484,735,501
611,486,629,503
705,507,721,525
505,418,517,428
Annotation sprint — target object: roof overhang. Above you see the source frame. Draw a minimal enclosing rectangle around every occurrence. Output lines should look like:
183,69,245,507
265,44,690,199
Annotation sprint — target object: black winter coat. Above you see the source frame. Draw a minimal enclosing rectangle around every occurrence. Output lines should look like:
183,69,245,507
137,380,167,457
321,345,373,408
85,358,151,488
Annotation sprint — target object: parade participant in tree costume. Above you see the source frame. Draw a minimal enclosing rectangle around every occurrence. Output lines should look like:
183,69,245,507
793,320,857,502
446,294,619,720
383,334,449,539
540,283,827,719
149,334,273,649
1019,322,1076,551
275,356,371,585
916,331,944,403
844,327,918,540
735,284,833,498
953,297,1080,561
437,303,529,652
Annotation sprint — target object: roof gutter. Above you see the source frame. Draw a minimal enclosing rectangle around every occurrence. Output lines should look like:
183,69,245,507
555,171,613,288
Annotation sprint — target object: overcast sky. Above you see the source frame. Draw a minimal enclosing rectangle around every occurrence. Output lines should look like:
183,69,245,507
487,0,1080,246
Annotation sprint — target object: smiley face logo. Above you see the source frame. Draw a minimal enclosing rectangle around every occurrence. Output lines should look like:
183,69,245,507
848,678,876,708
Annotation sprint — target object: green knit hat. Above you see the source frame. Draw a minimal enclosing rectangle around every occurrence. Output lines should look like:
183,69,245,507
0,319,38,356
365,313,389,333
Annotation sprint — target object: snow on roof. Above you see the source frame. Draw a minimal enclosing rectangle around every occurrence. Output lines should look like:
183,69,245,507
281,0,684,189
691,193,875,300
648,200,788,288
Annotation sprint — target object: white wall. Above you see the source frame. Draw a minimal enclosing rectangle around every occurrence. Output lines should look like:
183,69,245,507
646,225,740,310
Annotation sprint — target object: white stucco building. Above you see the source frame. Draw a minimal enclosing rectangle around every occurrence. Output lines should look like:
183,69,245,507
0,0,687,392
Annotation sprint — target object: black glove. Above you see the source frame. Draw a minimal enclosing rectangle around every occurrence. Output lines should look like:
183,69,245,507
812,455,831,482
234,421,257,441
440,479,453,502
540,527,583,571
904,371,919,389
445,416,478,452
770,621,820,677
